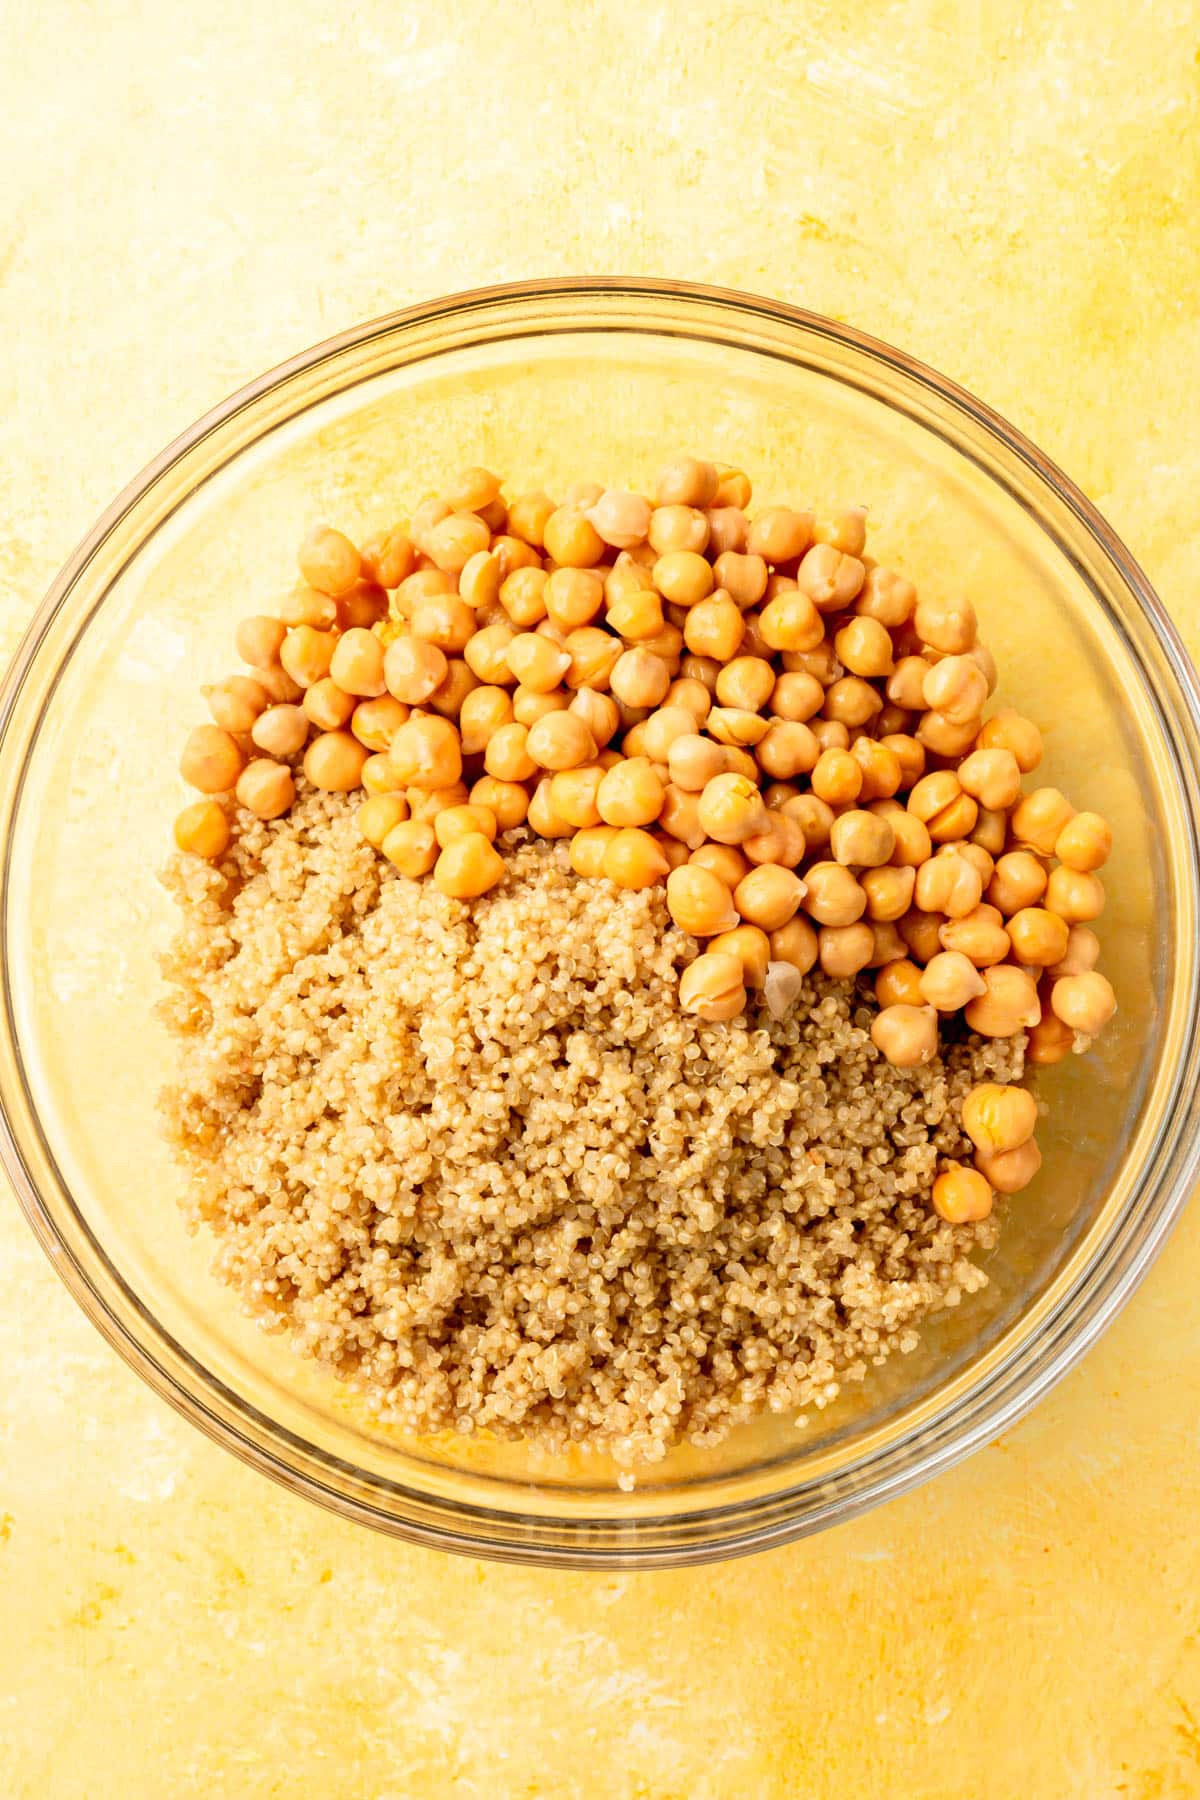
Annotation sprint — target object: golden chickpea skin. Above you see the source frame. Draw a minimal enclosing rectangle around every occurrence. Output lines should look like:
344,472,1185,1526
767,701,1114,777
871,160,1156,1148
679,653,721,693
862,864,916,923
977,708,1044,773
952,841,995,887
1007,907,1071,967
567,825,616,877
644,502,708,557
540,505,603,568
957,748,1022,812
466,777,526,830
228,755,293,822
280,624,337,690
596,758,666,827
732,864,805,932
696,926,764,990
524,777,572,839
432,833,506,899
835,616,893,678
907,771,978,844
813,503,868,557
963,964,1041,1037
506,632,571,694
491,533,542,581
666,864,739,937
680,590,744,662
665,676,713,725
420,511,489,576
801,861,867,927
498,566,549,629
711,552,768,610
919,950,987,1011
206,674,270,734
234,614,288,671
758,588,825,655
357,793,409,849
384,635,448,704
456,685,512,754
886,655,933,712
327,626,385,699
338,582,388,631
970,807,1007,857
1045,865,1105,924
349,695,409,752
871,1003,939,1069
658,784,706,849
443,465,502,512
932,1166,993,1224
301,729,367,792
706,706,771,748
856,566,916,628
173,798,230,860
770,671,823,722
599,827,668,890
380,818,438,877
407,781,471,826
920,654,988,725
689,842,748,888
913,595,976,655
896,908,945,965
515,687,570,728
525,710,597,773
390,716,463,791
250,703,308,759
987,850,1048,915
360,752,402,796
1026,1011,1075,1065
830,809,895,869
882,808,933,869
635,705,693,764
254,663,304,705
743,810,806,869
661,733,721,794
1009,787,1075,857
705,507,748,556
506,490,556,549
961,1082,1038,1156
544,567,605,632
545,765,603,829
607,585,667,644
761,917,815,978
678,950,746,1022
696,772,768,845
462,623,518,686
302,677,356,732
850,738,904,804
939,905,1011,967
608,648,670,710
650,550,712,609
1051,971,1117,1034
796,543,866,612
756,721,820,783
721,746,760,782
876,703,914,736
585,489,652,550
558,627,618,693
458,547,504,613
298,524,361,596
975,1138,1042,1195
915,851,983,919
810,748,862,808
713,655,773,712
712,466,751,509
818,921,875,978
655,457,719,509
1055,811,1112,872
746,507,813,564
181,724,245,794
822,676,883,731
875,957,925,1009
917,710,980,758
1047,924,1101,979
779,793,832,853
481,722,536,783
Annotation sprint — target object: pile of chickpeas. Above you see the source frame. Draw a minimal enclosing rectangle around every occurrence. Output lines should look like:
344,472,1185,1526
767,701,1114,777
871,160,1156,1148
174,456,1118,1224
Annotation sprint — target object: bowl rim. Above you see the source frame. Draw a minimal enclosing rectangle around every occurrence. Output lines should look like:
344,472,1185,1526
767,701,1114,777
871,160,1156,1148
3,274,1200,1568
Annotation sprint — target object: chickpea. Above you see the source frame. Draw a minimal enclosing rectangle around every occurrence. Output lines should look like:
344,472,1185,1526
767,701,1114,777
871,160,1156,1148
871,1003,939,1068
205,674,268,735
653,457,718,509
886,655,932,712
662,677,711,725
390,715,463,791
807,503,864,557
913,595,976,655
881,809,932,869
862,864,917,923
254,663,304,705
593,758,664,827
364,752,405,796
567,825,617,877
565,688,618,751
956,748,1019,813
384,635,448,704
180,724,245,794
496,566,549,629
695,772,767,845
235,758,296,820
921,655,988,725
748,721,816,785
695,925,765,990
505,633,570,694
875,957,924,1008
646,550,709,609
822,676,883,730
522,710,596,773
915,851,983,919
828,809,893,870
453,546,500,612
637,621,683,669
540,505,603,568
798,862,864,928
279,624,336,690
916,710,980,758
758,589,825,654
938,905,1011,967
492,534,543,582
796,543,866,611
678,950,746,1021
602,826,670,889
606,586,666,644
664,864,738,937
478,721,533,784
462,622,517,686
173,798,230,860
454,686,510,756
895,907,942,965
818,921,875,978
347,695,407,753
961,1082,1038,1157
705,706,770,748
1026,1010,1075,1065
301,730,368,792
602,648,667,711
679,653,721,693
1009,786,1075,858
543,571,604,636
703,553,763,612
429,833,505,899
952,841,995,886
558,627,618,693
919,950,987,1011
639,505,707,564
524,777,572,840
1051,971,1117,1035
1055,811,1112,873
242,703,306,763
708,654,770,713
429,804,496,850
781,794,835,853
230,611,285,672
301,677,355,732
932,1166,993,1224
810,748,862,808
506,491,555,549
848,739,902,805
977,708,1043,773
968,807,1006,857
704,507,748,557
987,850,1047,916
908,771,978,844
756,919,815,982
543,765,601,830
1045,865,1105,924
712,466,751,509
767,671,821,723
730,864,803,932
684,845,742,891
745,507,813,563
586,489,652,550
1047,925,1101,979
650,784,701,849
833,617,892,679
354,793,407,849
963,964,1041,1036
743,810,806,868
469,776,529,830
338,582,388,631
381,818,438,876
631,705,690,765
1006,907,1070,967
975,1138,1042,1195
298,524,361,596
855,566,916,628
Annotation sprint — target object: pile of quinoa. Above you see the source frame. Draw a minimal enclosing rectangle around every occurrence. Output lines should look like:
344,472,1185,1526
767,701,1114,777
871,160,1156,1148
159,785,1024,1471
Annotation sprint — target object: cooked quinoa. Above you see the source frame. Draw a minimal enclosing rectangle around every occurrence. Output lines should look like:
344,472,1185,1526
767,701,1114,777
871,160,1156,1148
159,784,1024,1470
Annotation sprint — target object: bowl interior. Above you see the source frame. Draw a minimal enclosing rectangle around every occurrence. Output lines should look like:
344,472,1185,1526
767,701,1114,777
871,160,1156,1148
2,291,1195,1556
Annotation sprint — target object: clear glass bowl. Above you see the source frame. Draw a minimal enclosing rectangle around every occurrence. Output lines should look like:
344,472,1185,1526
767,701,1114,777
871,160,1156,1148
3,279,1199,1568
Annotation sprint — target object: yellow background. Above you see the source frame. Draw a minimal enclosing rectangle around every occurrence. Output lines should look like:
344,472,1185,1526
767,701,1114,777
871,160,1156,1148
3,4,1199,1795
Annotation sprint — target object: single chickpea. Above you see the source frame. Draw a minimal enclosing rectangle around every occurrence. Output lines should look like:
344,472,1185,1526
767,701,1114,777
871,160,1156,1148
381,818,438,877
303,730,369,792
568,687,620,749
605,551,656,604
796,543,866,611
939,905,1011,967
442,465,502,513
656,457,720,509
505,633,570,694
433,804,499,849
596,758,666,827
609,648,672,710
916,710,981,758
818,921,875,978
470,776,529,830
810,748,863,808
987,850,1048,915
390,715,463,790
907,771,978,844
886,655,933,711
963,964,1041,1036
720,746,759,782
586,490,652,550
491,533,542,580
706,706,771,748
560,627,620,692
813,504,867,557
919,950,987,1011
883,808,933,869
420,512,488,576
678,950,747,1021
696,772,768,844
650,550,712,609
830,809,895,869
664,676,713,724
876,703,914,737
173,799,230,860
456,685,512,755
547,765,604,829
970,807,1007,857
1045,865,1105,924
407,782,471,825
952,841,995,886
799,861,865,927
326,628,384,699
497,567,549,629
235,758,296,820
977,708,1044,773
758,589,825,653
280,587,338,630
705,507,748,556
712,656,772,713
506,491,555,548
755,721,819,783
602,826,670,889
872,1003,939,1068
703,924,768,989
655,784,704,849
432,833,506,898
542,505,604,568
348,695,409,752
1047,924,1101,979
463,622,518,686
362,751,403,796
302,677,356,731
966,642,998,695
921,655,988,725
280,625,337,690
856,566,916,628
712,466,752,509
524,711,598,772
957,748,1021,813
384,635,448,704
1051,971,1117,1034
207,674,269,734
770,671,824,722
850,738,904,804
708,552,766,610
875,957,925,1008
181,724,245,794
666,864,740,937
743,810,806,868
733,864,805,931
679,652,721,692
961,1082,1038,1156
1007,907,1071,967
915,850,983,919
821,677,883,732
897,907,944,965
526,777,574,839
862,864,917,922
358,793,409,849
455,548,501,615
781,792,835,850
834,617,893,679
648,505,711,556
235,615,288,671
637,705,695,764
338,582,388,631
254,663,304,705
544,567,605,632
1026,1011,1075,1065
932,1165,993,1224
763,917,817,977
434,662,485,717
975,1138,1042,1195
637,621,683,668
298,524,362,596
249,703,309,760
481,722,536,783
913,595,976,654
569,825,618,877
745,507,813,563
1055,812,1112,873
607,586,666,642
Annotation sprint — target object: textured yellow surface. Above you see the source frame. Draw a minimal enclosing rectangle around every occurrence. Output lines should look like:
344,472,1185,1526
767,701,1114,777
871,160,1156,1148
3,5,1200,1796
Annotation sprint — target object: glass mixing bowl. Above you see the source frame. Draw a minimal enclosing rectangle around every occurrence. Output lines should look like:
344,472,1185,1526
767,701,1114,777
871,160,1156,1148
2,279,1199,1568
